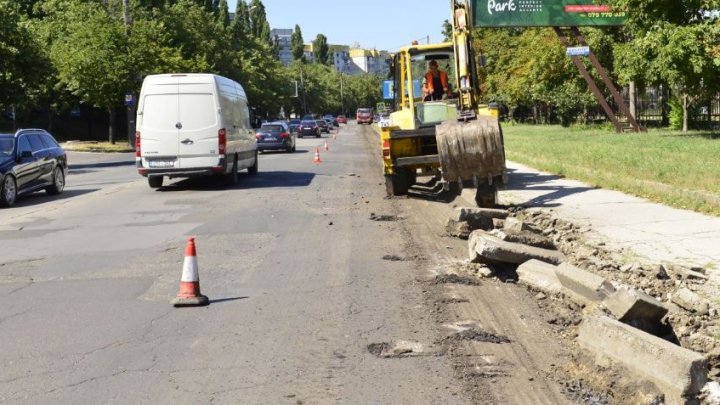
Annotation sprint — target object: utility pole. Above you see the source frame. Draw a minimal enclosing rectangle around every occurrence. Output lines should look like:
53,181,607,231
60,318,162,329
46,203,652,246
122,0,135,147
300,67,307,115
340,72,344,116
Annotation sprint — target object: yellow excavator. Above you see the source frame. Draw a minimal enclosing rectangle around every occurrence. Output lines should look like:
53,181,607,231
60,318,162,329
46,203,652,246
380,0,505,207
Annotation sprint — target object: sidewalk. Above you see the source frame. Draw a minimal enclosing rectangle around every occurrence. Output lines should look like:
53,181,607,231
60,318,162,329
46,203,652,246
482,161,720,274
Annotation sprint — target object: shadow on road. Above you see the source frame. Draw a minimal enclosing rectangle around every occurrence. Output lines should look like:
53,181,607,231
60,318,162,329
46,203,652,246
6,188,99,208
69,160,136,170
157,171,315,191
504,168,595,207
209,296,249,304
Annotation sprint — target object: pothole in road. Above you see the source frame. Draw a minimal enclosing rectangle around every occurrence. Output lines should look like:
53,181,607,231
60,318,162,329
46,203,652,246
369,213,401,222
431,274,481,286
367,340,424,358
382,254,406,261
440,329,511,344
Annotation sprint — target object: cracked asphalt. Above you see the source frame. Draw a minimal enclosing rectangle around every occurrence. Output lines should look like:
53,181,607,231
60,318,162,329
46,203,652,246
0,124,469,404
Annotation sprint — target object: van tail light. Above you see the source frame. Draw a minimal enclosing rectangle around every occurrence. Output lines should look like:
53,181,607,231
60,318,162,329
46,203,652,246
255,133,262,140
218,128,226,155
382,140,391,158
135,131,141,157
280,132,289,139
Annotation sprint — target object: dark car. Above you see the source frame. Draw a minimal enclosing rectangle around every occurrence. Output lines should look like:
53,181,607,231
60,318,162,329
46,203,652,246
336,115,348,124
255,121,296,153
323,115,339,127
0,129,67,207
356,108,373,124
316,119,330,134
298,119,320,137
288,118,301,133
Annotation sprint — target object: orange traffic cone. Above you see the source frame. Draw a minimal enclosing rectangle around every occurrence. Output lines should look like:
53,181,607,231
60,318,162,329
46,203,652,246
172,237,209,307
313,147,322,164
324,140,329,151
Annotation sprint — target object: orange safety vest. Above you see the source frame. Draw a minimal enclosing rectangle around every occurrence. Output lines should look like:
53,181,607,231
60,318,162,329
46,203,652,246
425,70,449,96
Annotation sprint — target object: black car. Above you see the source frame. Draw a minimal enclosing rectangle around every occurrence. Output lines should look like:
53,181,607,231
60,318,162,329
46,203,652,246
316,119,330,134
0,129,67,207
255,121,296,153
298,119,320,137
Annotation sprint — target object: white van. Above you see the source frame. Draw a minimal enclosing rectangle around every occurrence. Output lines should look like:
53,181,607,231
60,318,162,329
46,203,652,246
135,73,258,188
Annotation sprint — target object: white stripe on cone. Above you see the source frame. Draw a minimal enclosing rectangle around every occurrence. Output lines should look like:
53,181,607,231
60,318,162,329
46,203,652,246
181,255,199,282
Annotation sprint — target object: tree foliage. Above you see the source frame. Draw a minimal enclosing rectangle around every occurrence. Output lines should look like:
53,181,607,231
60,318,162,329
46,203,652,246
291,24,306,62
312,34,330,65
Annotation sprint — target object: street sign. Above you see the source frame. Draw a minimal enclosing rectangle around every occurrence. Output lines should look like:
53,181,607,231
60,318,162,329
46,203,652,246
473,0,627,27
382,80,395,99
124,94,135,106
566,46,590,57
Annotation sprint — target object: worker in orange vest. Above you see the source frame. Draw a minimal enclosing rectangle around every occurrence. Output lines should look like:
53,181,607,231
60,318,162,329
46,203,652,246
424,59,451,101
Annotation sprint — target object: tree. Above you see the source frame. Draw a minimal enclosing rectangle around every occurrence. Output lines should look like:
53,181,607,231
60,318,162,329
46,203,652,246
291,24,306,62
248,0,271,46
0,0,48,116
312,34,330,65
217,0,230,28
609,0,720,131
39,0,130,143
230,0,250,47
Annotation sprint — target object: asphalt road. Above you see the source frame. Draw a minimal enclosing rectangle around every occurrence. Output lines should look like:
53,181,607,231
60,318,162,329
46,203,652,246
0,124,473,404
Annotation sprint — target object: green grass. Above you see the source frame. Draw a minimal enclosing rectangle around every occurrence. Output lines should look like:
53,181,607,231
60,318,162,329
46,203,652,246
502,124,720,216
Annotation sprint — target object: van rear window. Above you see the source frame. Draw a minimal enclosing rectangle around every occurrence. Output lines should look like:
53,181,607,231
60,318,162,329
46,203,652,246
142,93,216,131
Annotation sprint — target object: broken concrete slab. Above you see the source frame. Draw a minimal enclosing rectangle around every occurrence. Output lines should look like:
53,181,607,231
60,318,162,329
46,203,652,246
578,316,707,403
446,207,508,239
603,287,668,323
503,217,527,233
672,287,711,315
516,259,563,295
555,263,615,304
467,231,565,265
488,228,556,250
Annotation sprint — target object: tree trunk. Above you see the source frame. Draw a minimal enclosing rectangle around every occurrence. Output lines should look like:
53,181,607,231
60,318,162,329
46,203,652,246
108,107,115,144
46,106,53,133
629,81,637,121
683,93,688,132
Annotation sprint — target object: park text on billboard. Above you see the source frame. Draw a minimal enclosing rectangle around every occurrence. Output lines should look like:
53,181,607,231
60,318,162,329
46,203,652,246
475,0,627,27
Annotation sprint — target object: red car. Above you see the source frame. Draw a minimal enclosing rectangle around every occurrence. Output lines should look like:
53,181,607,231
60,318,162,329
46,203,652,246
336,115,347,124
356,108,373,125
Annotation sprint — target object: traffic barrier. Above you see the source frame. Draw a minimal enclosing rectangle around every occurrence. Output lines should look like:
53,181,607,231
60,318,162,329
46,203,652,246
172,237,209,307
313,147,322,164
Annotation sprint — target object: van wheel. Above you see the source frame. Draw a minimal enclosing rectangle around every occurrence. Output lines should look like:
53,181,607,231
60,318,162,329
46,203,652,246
45,166,65,195
148,176,163,188
248,151,258,175
1,175,18,207
225,156,238,186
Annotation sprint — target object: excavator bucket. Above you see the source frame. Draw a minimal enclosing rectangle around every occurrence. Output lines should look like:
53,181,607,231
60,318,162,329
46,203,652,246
435,116,505,183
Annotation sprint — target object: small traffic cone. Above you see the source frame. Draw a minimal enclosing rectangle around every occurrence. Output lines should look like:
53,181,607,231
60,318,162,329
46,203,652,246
324,140,329,151
172,237,209,307
332,132,337,141
313,147,322,164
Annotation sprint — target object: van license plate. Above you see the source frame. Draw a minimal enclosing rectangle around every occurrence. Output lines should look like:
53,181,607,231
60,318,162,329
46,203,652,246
149,160,175,168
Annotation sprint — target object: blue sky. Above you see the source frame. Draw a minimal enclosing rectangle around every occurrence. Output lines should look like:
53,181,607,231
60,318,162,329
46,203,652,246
227,0,450,51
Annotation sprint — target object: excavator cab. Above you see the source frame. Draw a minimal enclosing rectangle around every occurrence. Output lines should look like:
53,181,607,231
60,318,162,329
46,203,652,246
380,1,505,207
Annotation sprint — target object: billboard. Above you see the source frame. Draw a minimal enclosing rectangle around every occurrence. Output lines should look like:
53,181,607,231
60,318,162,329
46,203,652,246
473,0,627,27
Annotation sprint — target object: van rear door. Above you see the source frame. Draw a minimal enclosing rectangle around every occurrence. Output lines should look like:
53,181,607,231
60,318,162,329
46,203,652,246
140,77,219,169
175,82,218,168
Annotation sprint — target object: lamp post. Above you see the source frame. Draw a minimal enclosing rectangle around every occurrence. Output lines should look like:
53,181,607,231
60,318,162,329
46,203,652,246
300,66,307,115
